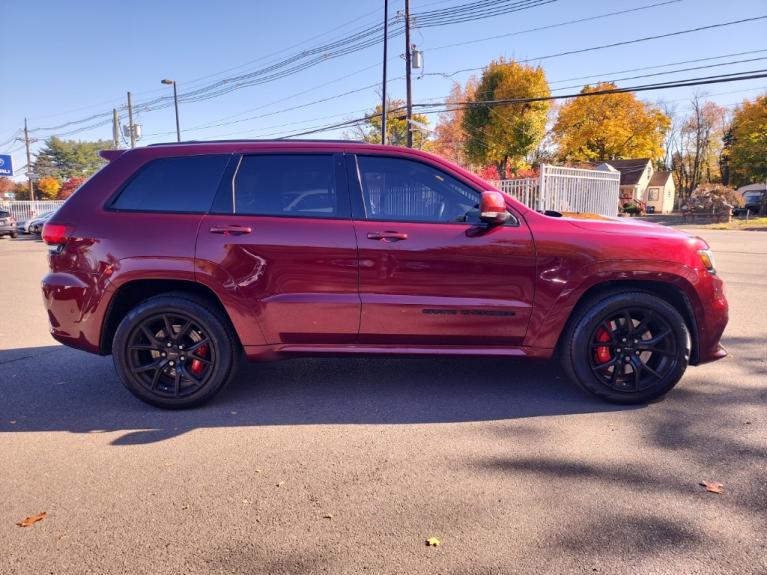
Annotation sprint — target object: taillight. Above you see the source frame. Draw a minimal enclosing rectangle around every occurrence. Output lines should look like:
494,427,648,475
42,223,73,246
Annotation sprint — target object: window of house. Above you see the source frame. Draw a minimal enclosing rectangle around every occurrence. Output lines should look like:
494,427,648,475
233,154,339,217
356,155,483,224
648,188,659,201
111,155,229,213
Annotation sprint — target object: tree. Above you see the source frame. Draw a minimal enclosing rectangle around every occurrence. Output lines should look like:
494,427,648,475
431,83,474,166
37,177,61,200
0,177,15,197
670,96,729,201
57,176,87,200
351,99,431,149
33,137,111,180
553,82,670,163
462,58,550,179
726,94,767,187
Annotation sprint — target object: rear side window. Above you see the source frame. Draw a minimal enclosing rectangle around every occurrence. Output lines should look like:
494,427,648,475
233,154,339,217
111,155,228,213
0,211,9,218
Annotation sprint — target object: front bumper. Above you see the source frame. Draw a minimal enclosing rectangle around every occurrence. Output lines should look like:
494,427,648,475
691,272,729,365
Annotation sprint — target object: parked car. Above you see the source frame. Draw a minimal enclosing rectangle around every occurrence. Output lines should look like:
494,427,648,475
41,141,729,409
733,190,765,216
27,210,57,235
0,210,18,238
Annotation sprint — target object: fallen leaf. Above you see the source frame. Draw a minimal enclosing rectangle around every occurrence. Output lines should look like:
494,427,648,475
426,537,441,547
700,481,725,494
255,469,262,474
323,513,333,519
16,512,46,527
276,481,285,487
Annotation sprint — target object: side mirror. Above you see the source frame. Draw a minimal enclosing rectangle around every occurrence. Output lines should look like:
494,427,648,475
479,191,511,225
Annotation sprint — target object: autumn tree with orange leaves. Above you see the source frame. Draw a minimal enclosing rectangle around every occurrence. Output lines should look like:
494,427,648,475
553,83,670,163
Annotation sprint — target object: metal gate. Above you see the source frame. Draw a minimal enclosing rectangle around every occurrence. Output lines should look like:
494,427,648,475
0,200,66,222
494,164,620,217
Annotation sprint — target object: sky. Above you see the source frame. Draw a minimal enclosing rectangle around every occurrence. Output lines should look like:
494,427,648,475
1,0,765,177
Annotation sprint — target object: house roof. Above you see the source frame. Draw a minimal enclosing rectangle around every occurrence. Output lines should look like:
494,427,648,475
649,171,672,187
600,159,652,186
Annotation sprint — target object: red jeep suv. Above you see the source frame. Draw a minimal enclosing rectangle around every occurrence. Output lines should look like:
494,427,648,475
41,141,728,408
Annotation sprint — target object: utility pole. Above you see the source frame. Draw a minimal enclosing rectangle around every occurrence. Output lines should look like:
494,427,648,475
404,0,413,148
381,0,388,145
127,91,136,148
23,118,35,201
112,109,120,149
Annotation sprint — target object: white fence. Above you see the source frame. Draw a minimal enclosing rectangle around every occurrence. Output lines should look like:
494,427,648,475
494,164,620,217
0,200,66,222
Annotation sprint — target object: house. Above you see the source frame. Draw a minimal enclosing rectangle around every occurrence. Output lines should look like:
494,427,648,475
595,158,676,214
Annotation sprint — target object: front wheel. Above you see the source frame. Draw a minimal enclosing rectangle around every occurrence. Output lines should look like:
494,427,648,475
561,291,690,404
112,293,240,408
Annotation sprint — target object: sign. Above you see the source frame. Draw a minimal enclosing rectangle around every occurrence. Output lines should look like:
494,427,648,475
0,154,12,176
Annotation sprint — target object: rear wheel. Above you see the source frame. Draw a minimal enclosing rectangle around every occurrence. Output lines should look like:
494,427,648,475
10,231,17,239
561,291,690,404
112,294,239,408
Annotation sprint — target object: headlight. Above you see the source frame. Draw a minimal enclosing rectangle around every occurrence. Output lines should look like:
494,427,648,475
698,249,716,274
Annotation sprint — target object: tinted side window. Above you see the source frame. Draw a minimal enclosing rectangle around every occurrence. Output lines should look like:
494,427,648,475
111,155,228,213
0,211,10,218
356,156,481,223
234,155,338,217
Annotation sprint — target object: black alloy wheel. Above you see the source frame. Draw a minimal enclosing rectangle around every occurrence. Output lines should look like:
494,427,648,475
562,291,690,404
113,293,239,408
125,312,215,399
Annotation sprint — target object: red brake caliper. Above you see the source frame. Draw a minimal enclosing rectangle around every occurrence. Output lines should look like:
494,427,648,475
594,327,612,365
190,343,209,376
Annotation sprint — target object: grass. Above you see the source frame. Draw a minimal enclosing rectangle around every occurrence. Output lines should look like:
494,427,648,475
704,217,767,231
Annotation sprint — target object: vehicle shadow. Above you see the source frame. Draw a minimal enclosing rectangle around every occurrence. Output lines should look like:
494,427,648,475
0,345,637,445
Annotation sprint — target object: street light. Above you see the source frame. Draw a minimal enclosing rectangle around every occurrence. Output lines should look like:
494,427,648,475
161,79,181,142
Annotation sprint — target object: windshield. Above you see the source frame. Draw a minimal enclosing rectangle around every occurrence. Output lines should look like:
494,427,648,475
743,191,763,203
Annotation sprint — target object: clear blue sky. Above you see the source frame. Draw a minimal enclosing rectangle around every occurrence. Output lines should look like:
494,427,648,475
1,0,765,173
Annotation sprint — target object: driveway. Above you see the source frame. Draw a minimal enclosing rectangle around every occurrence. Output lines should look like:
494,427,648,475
0,231,765,574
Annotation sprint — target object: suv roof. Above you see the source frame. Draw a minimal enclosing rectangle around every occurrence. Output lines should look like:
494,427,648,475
147,139,366,147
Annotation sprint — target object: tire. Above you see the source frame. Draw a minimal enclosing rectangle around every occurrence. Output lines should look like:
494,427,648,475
10,232,18,239
112,292,240,409
561,291,690,404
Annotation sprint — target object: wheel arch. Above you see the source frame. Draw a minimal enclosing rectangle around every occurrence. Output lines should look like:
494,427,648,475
100,278,240,355
555,279,700,364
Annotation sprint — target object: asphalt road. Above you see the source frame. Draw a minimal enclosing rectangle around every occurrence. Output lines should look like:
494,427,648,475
1,231,765,575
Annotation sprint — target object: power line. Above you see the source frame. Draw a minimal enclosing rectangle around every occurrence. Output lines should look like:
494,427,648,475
549,48,767,85
272,70,767,140
25,0,556,135
425,0,682,51
551,56,767,92
17,11,767,144
427,15,767,80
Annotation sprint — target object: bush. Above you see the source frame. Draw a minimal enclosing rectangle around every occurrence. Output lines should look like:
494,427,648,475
621,202,642,215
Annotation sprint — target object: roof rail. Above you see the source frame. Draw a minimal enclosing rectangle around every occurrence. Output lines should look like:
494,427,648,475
147,139,367,147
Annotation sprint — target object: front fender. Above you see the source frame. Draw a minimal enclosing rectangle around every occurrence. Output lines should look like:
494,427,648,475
524,259,702,350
